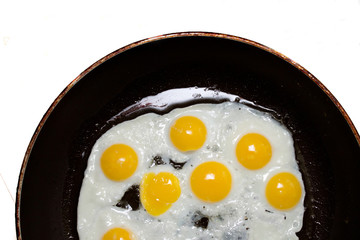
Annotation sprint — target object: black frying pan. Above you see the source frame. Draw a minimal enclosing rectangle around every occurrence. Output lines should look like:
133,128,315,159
16,32,360,239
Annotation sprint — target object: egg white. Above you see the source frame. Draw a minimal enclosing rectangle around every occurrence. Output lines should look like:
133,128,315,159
77,102,305,240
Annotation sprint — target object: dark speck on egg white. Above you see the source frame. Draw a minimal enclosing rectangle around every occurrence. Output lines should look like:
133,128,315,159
211,145,220,152
150,155,166,167
191,211,209,229
149,155,187,170
216,215,224,221
192,93,202,98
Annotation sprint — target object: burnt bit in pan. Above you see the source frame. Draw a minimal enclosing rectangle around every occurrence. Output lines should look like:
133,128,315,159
115,185,140,211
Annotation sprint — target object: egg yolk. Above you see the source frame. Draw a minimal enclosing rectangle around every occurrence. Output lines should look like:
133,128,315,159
140,172,181,216
100,144,138,181
102,227,132,240
266,172,302,210
190,161,232,203
236,133,272,170
170,116,207,152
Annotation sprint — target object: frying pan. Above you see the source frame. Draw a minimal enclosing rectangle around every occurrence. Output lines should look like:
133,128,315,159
16,32,360,239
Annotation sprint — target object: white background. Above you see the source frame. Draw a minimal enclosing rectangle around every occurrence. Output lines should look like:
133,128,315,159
1,0,359,239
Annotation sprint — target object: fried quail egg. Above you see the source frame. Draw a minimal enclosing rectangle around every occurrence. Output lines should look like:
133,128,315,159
77,93,305,240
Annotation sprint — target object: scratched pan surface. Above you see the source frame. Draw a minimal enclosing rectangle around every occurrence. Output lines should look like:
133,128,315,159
16,32,360,239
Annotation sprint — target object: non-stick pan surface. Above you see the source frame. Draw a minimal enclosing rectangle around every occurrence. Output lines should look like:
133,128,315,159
16,32,360,239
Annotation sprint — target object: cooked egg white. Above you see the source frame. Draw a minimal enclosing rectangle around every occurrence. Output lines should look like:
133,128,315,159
77,101,305,240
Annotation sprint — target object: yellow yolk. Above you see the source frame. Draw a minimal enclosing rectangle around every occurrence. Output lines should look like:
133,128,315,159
140,172,181,216
266,172,302,210
236,133,272,170
190,161,232,203
102,227,133,240
100,144,138,181
170,116,207,152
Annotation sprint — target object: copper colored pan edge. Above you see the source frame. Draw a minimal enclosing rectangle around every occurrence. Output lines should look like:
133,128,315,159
15,31,360,239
